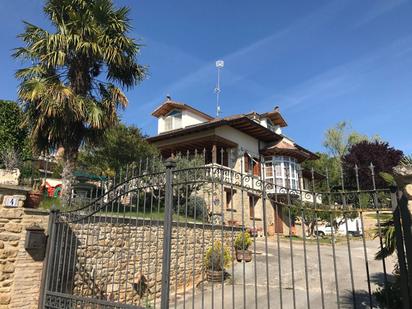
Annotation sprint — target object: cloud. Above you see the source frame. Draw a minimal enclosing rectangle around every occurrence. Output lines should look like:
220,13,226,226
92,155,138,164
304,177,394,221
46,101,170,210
136,0,348,124
259,35,412,112
353,0,408,28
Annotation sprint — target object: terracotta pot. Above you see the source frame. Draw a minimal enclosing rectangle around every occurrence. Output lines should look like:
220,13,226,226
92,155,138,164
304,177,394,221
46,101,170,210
206,269,225,282
25,191,43,208
291,224,297,236
267,223,275,236
236,249,252,262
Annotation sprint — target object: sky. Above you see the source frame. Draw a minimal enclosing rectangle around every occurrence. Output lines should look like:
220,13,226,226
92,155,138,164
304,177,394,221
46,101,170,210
1,0,411,154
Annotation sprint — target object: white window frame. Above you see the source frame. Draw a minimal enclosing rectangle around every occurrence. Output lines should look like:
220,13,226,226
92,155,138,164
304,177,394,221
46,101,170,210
164,109,182,131
264,156,299,190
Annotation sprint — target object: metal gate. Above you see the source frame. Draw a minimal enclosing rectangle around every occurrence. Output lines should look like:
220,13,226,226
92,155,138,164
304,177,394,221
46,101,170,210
40,151,412,309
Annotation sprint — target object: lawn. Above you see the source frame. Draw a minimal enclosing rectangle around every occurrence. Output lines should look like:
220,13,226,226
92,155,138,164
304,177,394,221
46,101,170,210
364,212,392,221
39,196,203,222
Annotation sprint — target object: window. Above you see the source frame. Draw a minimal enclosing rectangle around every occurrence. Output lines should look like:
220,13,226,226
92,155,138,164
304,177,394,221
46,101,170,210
264,156,300,190
249,194,257,218
164,110,182,131
266,119,275,131
244,153,260,176
226,190,232,209
265,162,273,178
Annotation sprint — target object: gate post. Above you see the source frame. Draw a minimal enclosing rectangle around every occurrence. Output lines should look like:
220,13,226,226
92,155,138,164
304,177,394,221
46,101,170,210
38,206,59,309
160,158,176,309
391,189,410,309
393,164,412,306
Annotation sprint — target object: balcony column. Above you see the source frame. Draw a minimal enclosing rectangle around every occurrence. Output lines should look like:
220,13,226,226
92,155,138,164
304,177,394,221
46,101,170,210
212,144,217,164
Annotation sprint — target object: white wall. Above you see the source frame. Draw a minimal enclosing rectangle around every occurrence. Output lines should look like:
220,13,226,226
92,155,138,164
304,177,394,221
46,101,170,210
157,109,208,134
158,116,165,134
182,110,207,127
215,126,260,156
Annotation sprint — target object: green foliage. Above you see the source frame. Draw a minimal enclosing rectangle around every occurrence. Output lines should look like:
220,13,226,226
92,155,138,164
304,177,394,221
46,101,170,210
77,123,158,176
175,196,208,221
14,0,146,197
301,152,340,189
323,121,373,160
374,265,403,309
401,154,412,166
0,100,31,165
39,196,62,210
204,241,231,271
379,172,396,187
234,231,252,250
374,219,396,260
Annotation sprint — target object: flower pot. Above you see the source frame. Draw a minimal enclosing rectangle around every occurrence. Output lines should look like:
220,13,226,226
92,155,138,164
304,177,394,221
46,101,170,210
25,191,43,208
236,249,252,262
206,269,225,282
267,223,275,236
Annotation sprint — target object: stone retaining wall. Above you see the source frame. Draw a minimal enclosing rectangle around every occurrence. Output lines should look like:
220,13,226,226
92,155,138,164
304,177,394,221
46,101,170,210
0,205,49,309
61,219,238,306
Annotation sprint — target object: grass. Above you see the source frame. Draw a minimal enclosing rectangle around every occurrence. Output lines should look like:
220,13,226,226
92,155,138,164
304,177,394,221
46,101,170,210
39,196,61,210
364,212,392,221
39,196,203,222
281,235,347,244
105,210,204,223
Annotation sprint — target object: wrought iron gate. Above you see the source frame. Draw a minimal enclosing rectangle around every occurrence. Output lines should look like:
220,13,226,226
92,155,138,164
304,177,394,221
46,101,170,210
40,152,412,309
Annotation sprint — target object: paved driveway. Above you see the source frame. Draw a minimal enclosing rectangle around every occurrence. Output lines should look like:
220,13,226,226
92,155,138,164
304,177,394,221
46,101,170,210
174,238,396,309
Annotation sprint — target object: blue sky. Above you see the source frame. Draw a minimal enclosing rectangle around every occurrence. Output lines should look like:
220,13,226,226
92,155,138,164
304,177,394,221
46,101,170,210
1,0,411,154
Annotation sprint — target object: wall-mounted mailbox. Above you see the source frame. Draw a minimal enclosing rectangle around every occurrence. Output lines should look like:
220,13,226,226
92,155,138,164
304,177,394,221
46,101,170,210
25,226,46,251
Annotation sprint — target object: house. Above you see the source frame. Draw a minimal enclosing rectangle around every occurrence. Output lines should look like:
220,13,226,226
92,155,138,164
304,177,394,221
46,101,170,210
147,97,320,234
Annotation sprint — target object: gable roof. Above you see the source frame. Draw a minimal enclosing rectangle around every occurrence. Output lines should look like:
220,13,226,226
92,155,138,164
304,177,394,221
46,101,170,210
152,98,214,121
260,110,288,127
261,139,319,162
147,114,283,143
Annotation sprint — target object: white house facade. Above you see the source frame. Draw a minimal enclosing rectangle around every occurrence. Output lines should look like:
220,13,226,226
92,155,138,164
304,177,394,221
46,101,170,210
147,97,322,234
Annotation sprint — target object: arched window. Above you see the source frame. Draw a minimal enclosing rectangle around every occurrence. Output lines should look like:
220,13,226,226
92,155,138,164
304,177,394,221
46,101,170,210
164,109,182,131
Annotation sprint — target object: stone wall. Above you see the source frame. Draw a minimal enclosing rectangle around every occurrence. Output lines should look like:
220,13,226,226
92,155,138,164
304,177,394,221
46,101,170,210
55,218,238,306
0,204,49,309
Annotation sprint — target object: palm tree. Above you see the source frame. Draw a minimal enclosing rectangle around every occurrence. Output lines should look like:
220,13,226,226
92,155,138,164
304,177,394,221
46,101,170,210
14,0,146,202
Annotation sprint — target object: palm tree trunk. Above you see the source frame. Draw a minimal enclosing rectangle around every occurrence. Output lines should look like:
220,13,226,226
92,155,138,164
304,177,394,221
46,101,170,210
61,149,77,206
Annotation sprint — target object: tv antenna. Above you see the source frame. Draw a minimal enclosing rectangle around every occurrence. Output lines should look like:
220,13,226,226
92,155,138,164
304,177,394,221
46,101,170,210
215,60,224,117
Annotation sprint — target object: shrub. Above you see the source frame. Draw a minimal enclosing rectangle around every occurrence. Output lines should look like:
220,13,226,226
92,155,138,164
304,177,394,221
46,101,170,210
204,241,231,271
342,141,403,189
374,265,403,309
175,196,208,221
234,231,252,251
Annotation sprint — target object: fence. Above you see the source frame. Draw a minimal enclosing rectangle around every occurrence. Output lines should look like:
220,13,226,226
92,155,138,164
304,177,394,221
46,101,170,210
40,150,411,308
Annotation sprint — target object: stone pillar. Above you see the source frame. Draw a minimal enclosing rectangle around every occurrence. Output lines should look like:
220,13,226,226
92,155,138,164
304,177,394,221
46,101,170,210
393,164,412,212
0,193,49,309
0,205,24,308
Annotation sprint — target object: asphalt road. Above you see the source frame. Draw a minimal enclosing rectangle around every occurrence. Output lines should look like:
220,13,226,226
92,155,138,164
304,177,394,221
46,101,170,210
173,237,396,309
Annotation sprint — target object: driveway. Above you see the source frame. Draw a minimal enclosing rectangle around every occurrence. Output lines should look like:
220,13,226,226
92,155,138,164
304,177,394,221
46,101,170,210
173,237,396,309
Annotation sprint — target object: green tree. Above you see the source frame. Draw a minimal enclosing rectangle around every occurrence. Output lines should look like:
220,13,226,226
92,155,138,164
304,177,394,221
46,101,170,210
0,100,30,162
77,124,158,176
14,0,146,201
323,121,378,161
301,152,341,190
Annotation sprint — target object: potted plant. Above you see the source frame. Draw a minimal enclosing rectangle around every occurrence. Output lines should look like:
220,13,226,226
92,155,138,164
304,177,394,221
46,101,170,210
25,181,43,208
204,240,231,282
234,231,253,262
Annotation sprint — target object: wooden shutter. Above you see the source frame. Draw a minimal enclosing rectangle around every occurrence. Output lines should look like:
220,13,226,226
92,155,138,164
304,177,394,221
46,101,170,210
244,153,250,173
253,160,261,176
